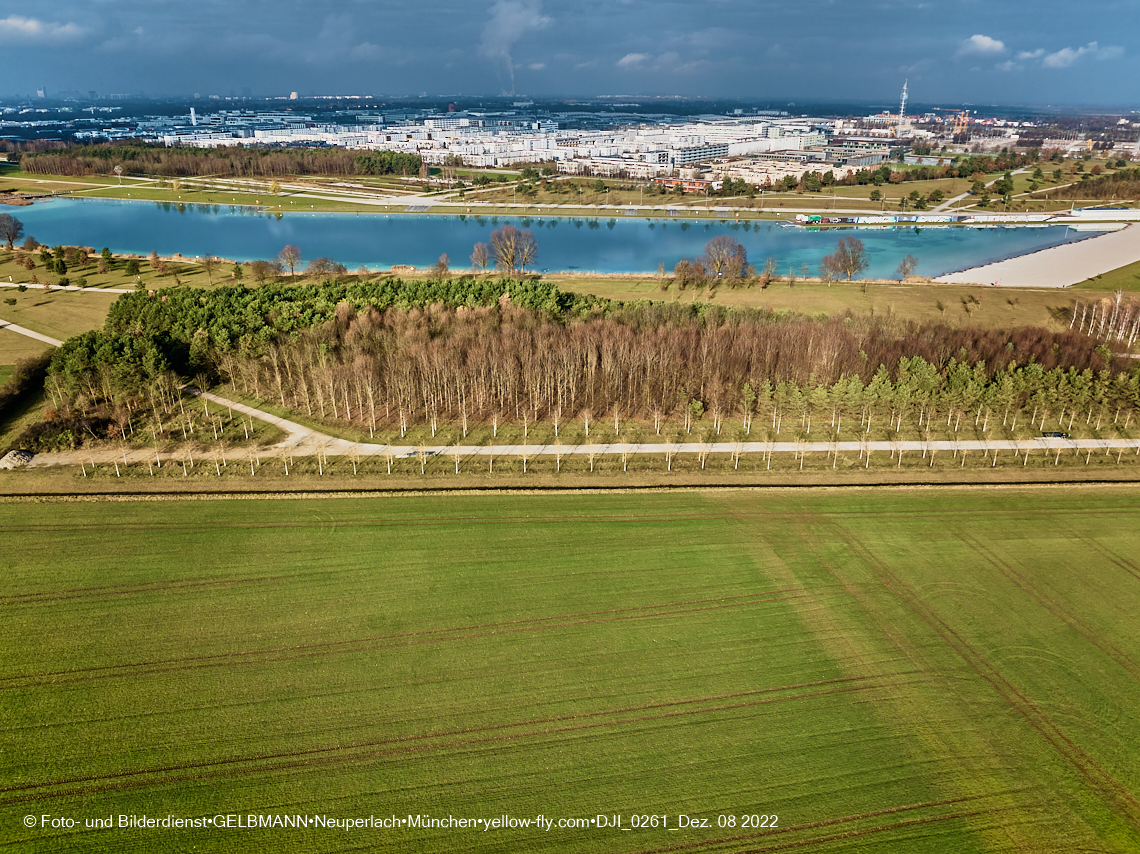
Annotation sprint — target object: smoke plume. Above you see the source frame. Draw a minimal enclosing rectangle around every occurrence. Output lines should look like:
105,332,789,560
479,0,550,95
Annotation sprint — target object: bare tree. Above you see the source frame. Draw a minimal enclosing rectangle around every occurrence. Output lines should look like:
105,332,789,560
489,224,538,276
822,237,870,281
431,253,450,280
279,245,302,277
760,256,778,287
819,255,840,286
895,254,919,279
471,242,490,272
703,235,746,279
0,213,24,249
306,257,348,277
201,255,219,285
516,230,538,273
250,259,283,284
490,225,519,274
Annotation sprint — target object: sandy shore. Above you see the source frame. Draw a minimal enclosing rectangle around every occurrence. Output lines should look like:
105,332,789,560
936,224,1140,288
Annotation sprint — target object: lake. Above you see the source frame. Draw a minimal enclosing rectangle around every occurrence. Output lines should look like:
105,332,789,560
13,198,1103,278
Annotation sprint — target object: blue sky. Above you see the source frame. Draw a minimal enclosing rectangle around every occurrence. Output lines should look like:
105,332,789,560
2,0,1136,107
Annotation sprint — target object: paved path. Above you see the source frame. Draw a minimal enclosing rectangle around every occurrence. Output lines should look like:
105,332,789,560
931,168,1029,214
0,282,133,294
0,319,62,347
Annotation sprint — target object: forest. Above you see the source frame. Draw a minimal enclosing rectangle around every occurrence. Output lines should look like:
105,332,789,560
36,275,1139,450
1056,167,1140,201
9,142,422,179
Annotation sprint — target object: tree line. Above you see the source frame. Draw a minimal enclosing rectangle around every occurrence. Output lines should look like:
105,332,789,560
1055,167,1140,200
42,276,1135,442
16,142,421,179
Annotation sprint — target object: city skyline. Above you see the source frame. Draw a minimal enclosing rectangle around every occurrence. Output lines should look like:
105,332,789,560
1,0,1136,108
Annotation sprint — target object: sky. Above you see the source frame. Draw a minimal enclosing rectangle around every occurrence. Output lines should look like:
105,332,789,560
2,0,1137,108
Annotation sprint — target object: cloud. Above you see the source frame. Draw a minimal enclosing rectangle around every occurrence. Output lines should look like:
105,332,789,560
350,42,383,61
617,52,648,68
958,34,1005,56
1042,41,1123,68
1017,48,1044,59
528,62,545,70
0,15,86,43
479,0,551,94
996,60,1017,72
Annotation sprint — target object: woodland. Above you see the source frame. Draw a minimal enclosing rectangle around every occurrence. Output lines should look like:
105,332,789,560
27,273,1139,452
6,142,422,179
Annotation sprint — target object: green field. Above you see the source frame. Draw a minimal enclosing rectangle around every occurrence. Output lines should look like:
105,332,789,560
2,488,1139,852
0,287,120,342
0,328,51,368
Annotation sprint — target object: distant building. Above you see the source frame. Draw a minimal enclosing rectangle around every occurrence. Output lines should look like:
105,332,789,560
652,177,723,193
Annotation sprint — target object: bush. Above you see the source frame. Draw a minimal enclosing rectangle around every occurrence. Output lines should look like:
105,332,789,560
0,351,51,427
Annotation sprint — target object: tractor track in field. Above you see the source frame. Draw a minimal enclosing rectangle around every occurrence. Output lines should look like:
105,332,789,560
4,502,1140,543
727,809,999,853
1064,529,1140,584
627,795,999,854
962,533,1140,682
0,573,295,606
834,527,1140,830
1,676,894,804
1,591,807,690
0,588,804,677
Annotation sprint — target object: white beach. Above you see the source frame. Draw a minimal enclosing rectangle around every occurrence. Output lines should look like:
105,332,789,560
935,224,1140,288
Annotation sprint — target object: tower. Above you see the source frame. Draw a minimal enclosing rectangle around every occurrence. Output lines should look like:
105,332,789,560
897,80,908,138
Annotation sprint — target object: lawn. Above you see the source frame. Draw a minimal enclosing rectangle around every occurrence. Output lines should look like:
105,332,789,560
2,488,1138,853
0,287,120,342
554,274,1078,330
1073,257,1140,292
0,328,52,368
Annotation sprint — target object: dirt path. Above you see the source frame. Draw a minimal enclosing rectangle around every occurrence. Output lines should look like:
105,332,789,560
9,337,1140,469
24,385,1140,470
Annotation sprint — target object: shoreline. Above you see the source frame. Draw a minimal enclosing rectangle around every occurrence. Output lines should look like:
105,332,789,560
9,195,1139,284
935,224,1140,288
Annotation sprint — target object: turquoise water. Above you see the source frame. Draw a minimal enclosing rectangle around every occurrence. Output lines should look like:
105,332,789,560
14,198,1099,277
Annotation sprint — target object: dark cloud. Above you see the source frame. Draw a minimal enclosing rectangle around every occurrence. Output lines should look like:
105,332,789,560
3,0,1137,106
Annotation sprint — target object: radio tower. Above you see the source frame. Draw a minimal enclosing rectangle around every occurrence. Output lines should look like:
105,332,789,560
896,79,909,138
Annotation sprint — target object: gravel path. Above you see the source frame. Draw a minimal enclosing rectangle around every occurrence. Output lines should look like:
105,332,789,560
935,223,1140,287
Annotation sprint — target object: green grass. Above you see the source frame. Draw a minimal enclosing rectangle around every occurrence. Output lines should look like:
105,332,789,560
555,275,1080,330
2,488,1139,852
0,286,119,341
1073,257,1140,292
0,328,52,366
